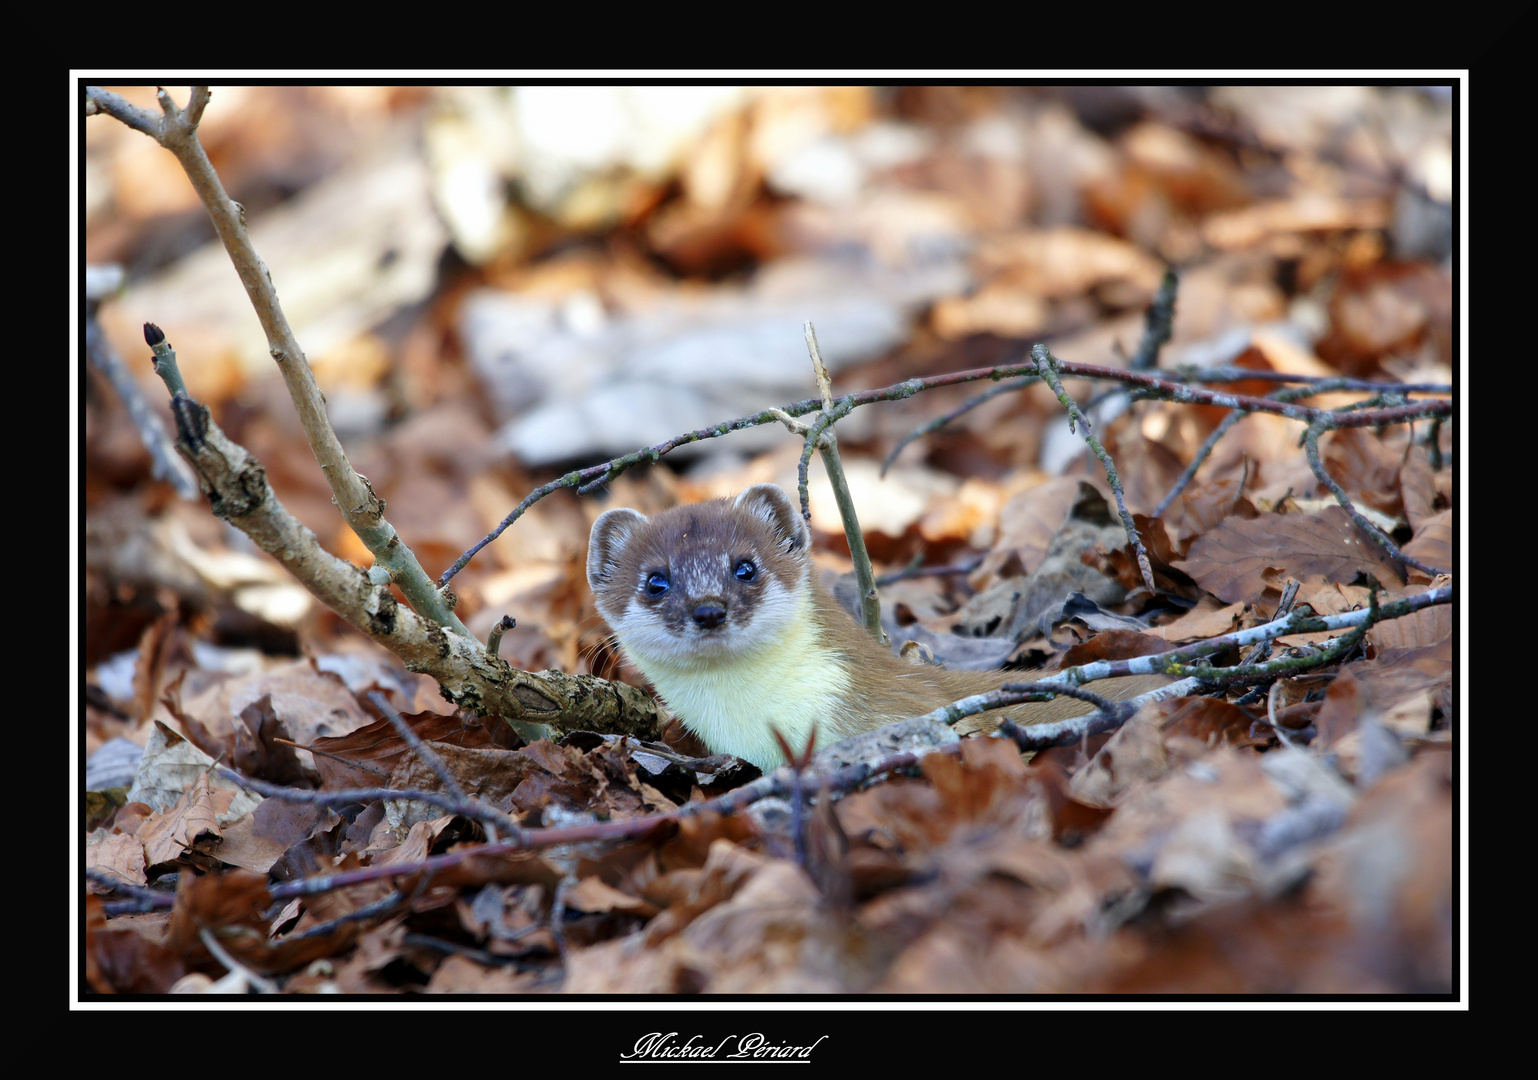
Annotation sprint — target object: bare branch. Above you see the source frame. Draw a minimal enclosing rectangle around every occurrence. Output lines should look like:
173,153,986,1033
445,349,1449,585
803,321,884,644
1304,420,1446,577
1031,344,1157,594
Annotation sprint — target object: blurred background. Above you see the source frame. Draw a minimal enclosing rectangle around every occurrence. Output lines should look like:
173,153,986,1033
83,84,1454,674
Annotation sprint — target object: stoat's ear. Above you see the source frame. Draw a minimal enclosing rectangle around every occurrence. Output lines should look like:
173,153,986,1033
587,507,647,589
734,484,809,557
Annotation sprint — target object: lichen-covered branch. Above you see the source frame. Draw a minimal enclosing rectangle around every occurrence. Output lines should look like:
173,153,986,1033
916,583,1448,731
137,358,664,741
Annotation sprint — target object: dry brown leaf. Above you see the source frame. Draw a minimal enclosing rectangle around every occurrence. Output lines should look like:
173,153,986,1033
1353,636,1453,717
215,799,339,875
424,953,545,993
132,612,182,725
561,931,701,994
1312,668,1369,751
1164,474,1259,548
137,770,232,868
1203,193,1388,249
171,657,375,759
1069,708,1171,807
1058,628,1171,667
1401,509,1451,574
306,709,514,790
1323,427,1409,517
86,897,192,994
164,867,274,961
565,875,659,916
1367,586,1452,653
916,476,1007,547
974,226,1165,298
931,282,1049,339
1147,597,1245,642
87,833,149,891
385,743,531,833
371,814,455,867
1086,746,1289,915
1318,262,1452,371
1105,433,1189,519
1398,443,1443,534
1305,751,1452,991
970,476,1088,588
1176,506,1405,605
643,838,780,946
1158,697,1271,750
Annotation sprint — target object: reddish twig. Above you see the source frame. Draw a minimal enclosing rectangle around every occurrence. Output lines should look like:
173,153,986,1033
447,350,1450,584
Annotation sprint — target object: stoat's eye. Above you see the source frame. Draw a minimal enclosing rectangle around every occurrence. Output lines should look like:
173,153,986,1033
734,559,757,582
646,572,670,596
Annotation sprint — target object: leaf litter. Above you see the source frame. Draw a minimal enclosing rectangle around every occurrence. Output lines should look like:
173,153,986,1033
83,85,1456,996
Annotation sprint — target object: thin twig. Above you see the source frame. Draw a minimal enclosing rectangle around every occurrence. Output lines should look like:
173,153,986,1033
102,368,650,743
997,706,1138,751
1174,367,1451,394
366,690,517,844
1153,409,1246,518
86,868,170,909
216,766,522,837
881,376,1036,476
198,926,280,993
1304,420,1445,577
999,616,1370,754
445,354,1448,585
1031,344,1157,594
285,890,406,941
1264,682,1301,750
368,693,469,805
792,404,844,520
1129,267,1179,371
1153,379,1372,517
142,322,188,397
998,681,1123,715
804,323,885,643
874,552,985,587
1233,577,1302,694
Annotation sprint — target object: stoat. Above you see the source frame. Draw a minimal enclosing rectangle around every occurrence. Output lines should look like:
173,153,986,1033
587,483,1164,772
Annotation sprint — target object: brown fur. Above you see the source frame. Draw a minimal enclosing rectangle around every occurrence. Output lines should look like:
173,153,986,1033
808,582,1163,738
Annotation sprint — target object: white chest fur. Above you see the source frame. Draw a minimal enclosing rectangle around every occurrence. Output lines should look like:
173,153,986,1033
616,590,852,772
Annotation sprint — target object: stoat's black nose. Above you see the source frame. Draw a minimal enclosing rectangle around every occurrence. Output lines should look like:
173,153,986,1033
692,602,727,630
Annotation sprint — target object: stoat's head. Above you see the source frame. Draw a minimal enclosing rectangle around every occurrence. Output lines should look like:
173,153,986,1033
586,484,811,667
